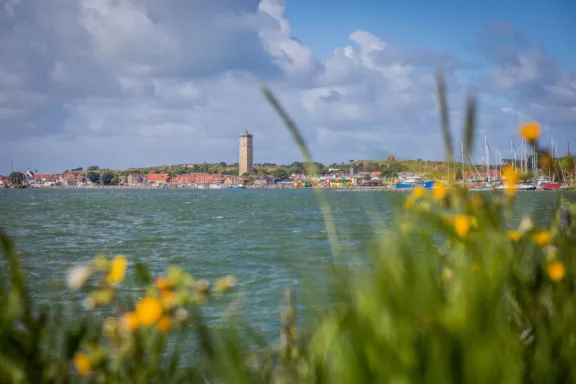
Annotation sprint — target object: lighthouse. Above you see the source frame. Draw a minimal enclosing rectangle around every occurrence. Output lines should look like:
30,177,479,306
239,130,253,176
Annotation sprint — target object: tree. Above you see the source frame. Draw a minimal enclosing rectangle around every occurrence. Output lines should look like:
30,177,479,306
273,169,289,180
88,166,99,171
86,172,100,184
219,162,227,167
241,172,249,178
71,167,83,172
111,175,120,185
101,172,115,185
9,172,25,186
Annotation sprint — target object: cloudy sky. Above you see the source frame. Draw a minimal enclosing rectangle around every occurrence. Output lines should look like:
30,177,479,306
1,0,574,173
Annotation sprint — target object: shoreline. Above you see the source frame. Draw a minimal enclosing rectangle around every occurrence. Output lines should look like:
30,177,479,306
4,185,573,192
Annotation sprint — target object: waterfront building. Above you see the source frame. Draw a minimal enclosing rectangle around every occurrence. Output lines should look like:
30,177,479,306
239,130,253,176
146,173,170,185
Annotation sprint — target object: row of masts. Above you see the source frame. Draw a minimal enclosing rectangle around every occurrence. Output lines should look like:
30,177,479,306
449,135,574,183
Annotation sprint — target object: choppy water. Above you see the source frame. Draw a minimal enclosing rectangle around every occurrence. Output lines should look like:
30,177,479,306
1,189,574,335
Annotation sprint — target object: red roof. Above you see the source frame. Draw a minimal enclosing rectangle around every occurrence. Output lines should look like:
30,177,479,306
173,173,223,183
146,173,170,182
35,174,59,180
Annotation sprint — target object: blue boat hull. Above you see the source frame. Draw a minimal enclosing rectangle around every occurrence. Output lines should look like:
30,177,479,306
396,180,434,189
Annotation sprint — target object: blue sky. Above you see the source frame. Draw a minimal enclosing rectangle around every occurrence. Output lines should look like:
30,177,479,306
0,0,574,173
287,0,575,67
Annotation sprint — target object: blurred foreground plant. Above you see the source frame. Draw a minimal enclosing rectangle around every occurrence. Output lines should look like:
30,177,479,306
2,74,576,383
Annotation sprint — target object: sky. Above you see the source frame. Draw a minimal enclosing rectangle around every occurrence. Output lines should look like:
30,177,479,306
0,0,575,173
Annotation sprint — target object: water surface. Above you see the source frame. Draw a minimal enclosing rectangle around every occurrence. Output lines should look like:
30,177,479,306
1,189,574,334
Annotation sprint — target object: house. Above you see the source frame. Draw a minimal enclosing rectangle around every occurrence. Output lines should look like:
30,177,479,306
127,174,145,185
387,156,395,161
25,169,36,181
173,174,196,185
253,176,273,187
35,174,60,185
146,173,170,184
36,173,60,181
177,173,223,186
61,172,78,185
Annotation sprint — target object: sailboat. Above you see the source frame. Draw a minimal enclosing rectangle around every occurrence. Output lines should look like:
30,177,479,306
395,175,434,189
463,138,496,191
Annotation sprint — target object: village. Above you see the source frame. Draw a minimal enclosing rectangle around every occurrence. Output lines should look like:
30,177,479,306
2,130,574,190
0,168,390,189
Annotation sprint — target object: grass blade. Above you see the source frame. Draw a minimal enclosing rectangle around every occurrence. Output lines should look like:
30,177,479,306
261,85,341,262
436,72,453,163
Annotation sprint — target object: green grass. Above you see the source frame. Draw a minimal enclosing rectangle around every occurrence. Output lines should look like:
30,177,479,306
2,74,576,383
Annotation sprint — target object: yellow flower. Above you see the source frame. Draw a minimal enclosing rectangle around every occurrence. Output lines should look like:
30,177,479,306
433,183,447,200
157,316,173,333
507,231,521,241
533,231,551,246
503,165,518,197
547,262,566,282
136,297,163,326
74,352,92,376
90,289,114,306
454,214,470,238
120,312,140,330
213,275,237,293
107,255,127,286
404,197,414,209
160,289,175,308
412,186,425,199
155,276,169,291
519,121,541,142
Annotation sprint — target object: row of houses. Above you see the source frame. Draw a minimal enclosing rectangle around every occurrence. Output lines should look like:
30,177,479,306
2,170,385,188
144,173,248,187
0,172,85,187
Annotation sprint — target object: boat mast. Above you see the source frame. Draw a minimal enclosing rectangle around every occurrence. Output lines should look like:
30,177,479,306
485,134,489,183
461,142,465,183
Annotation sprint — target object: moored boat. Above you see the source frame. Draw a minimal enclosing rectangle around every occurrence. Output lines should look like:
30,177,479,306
395,175,434,190
542,182,561,190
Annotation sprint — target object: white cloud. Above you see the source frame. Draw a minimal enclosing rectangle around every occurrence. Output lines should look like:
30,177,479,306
0,1,574,173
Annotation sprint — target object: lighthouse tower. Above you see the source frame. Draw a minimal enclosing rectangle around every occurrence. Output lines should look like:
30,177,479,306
239,130,253,176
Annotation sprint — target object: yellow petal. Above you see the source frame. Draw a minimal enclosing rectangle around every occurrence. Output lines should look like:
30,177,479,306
412,186,425,199
107,255,127,286
547,262,565,282
74,353,92,376
519,121,541,142
433,183,447,200
533,231,551,247
454,214,470,238
136,297,163,326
